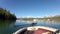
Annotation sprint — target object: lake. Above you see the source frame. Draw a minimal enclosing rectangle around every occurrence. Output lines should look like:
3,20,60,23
0,20,60,34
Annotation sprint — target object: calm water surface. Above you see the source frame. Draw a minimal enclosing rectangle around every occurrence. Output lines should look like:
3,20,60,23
0,20,60,34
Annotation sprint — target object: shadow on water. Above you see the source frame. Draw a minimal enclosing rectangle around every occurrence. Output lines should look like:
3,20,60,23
0,20,16,28
0,20,16,34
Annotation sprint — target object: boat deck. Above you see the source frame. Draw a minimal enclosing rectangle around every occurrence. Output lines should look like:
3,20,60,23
13,26,59,34
33,28,53,34
19,28,54,34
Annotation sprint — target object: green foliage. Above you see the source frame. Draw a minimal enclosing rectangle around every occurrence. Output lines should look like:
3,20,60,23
17,18,34,20
0,7,16,20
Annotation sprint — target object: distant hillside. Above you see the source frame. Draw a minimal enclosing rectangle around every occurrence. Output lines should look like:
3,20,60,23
17,15,60,21
52,15,60,21
0,7,16,20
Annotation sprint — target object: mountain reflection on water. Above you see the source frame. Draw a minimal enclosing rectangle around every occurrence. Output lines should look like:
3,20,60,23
0,20,60,34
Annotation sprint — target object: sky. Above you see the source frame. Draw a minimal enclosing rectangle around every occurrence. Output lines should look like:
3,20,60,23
0,0,60,18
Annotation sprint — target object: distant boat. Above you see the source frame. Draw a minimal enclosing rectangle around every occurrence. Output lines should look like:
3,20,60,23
30,19,37,26
13,26,60,34
33,19,37,22
32,19,38,23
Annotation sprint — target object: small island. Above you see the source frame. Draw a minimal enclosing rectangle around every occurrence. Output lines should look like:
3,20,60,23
0,7,16,20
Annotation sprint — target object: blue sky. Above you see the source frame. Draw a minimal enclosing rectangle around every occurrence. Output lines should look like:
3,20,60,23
0,0,60,18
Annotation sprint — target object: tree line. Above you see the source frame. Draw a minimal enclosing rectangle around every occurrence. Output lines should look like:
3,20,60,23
0,7,16,20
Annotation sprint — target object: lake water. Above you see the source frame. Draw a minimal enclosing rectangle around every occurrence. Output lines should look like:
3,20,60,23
0,20,60,34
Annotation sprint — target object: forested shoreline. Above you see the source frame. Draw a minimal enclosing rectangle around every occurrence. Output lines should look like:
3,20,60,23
0,8,16,20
